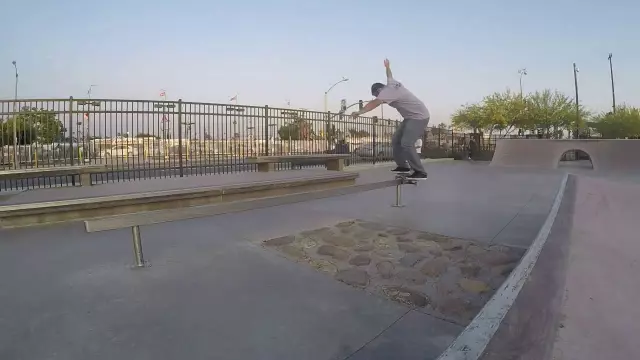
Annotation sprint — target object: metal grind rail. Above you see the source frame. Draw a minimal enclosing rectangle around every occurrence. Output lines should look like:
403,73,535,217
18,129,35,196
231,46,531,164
84,177,418,268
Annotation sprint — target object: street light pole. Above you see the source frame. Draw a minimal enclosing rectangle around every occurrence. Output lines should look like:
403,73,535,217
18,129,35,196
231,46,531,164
11,61,19,168
608,53,616,114
573,63,580,139
323,77,349,112
517,68,527,97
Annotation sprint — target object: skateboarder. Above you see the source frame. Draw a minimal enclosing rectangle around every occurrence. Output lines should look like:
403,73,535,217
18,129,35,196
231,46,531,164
351,59,430,179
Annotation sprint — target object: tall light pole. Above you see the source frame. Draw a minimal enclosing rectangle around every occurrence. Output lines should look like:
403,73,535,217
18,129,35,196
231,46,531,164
11,61,19,167
77,85,99,162
518,68,527,97
608,53,616,114
323,77,349,112
573,63,580,139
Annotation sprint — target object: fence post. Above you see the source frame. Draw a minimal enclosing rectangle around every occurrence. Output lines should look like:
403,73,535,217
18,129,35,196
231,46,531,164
264,105,269,156
372,116,378,165
68,97,75,167
450,128,454,151
177,99,184,177
325,111,332,149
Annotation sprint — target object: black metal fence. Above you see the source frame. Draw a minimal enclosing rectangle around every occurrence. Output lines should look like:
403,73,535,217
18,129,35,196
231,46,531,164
1,98,412,190
2,97,523,191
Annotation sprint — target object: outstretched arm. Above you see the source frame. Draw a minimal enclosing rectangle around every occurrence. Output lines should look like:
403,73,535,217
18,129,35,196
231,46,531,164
351,99,383,118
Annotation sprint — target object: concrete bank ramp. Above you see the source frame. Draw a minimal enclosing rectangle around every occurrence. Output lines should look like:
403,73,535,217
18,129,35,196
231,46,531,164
490,139,640,173
438,173,639,360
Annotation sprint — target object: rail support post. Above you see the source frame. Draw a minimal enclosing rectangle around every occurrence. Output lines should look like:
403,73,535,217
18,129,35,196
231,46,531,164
392,181,404,208
131,225,149,268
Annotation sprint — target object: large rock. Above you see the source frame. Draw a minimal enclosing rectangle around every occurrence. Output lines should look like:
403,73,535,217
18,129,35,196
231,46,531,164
421,240,443,256
301,227,333,239
376,261,394,279
335,268,370,287
421,257,450,278
459,263,481,277
349,254,372,266
383,286,429,307
440,239,467,251
387,227,411,236
309,259,338,275
353,230,376,240
396,269,429,285
354,243,374,252
317,245,350,261
281,245,307,261
335,220,357,228
358,222,387,231
323,235,356,248
399,253,425,268
398,243,421,253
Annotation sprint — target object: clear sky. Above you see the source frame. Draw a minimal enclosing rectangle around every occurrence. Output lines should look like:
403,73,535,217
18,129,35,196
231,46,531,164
1,0,638,124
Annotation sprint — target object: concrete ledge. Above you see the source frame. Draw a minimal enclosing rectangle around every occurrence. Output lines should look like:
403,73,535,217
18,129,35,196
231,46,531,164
85,179,397,232
437,173,570,360
0,172,358,228
0,165,107,187
247,154,350,172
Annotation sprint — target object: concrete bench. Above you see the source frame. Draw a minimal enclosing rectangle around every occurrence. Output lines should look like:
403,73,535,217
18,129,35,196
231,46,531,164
0,172,359,229
246,154,350,172
0,165,107,187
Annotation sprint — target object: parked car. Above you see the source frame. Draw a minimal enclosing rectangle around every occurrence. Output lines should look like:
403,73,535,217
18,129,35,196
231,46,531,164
353,142,394,160
101,145,138,159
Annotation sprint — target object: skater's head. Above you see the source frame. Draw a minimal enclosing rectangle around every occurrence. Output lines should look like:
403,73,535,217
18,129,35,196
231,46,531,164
370,82,385,97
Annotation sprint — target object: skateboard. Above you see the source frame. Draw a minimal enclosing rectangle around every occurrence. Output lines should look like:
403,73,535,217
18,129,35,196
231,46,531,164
394,173,425,185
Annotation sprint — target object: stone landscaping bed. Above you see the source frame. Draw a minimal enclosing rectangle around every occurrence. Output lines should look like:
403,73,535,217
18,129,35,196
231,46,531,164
263,219,525,326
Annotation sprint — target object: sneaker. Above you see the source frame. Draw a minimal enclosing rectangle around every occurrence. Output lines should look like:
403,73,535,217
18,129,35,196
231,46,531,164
407,171,428,180
391,166,411,173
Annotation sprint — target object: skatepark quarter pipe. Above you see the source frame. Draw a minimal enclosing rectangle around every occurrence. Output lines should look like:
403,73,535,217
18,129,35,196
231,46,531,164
490,139,640,172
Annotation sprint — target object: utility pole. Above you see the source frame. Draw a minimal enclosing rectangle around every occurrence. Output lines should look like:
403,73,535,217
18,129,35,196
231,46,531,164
518,68,527,97
11,61,19,168
573,63,580,139
323,77,349,112
608,53,616,114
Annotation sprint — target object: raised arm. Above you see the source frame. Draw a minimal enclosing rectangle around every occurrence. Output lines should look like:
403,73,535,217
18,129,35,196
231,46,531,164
384,58,393,80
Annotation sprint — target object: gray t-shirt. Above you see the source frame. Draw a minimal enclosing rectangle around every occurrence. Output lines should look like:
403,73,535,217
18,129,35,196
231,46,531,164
376,77,430,120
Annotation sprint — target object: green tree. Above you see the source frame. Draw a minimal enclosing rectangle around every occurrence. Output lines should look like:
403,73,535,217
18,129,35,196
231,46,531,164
451,89,592,139
0,107,65,145
588,106,640,138
278,115,316,140
524,90,572,137
451,103,488,133
483,90,528,136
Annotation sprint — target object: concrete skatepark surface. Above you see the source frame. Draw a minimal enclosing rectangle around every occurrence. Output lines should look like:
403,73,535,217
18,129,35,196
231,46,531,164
550,176,640,360
0,160,633,359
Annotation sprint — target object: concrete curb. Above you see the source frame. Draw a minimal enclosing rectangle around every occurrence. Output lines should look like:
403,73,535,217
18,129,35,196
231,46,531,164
436,173,570,360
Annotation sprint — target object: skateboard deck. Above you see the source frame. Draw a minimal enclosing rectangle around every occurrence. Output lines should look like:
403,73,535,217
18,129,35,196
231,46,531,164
394,173,426,185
